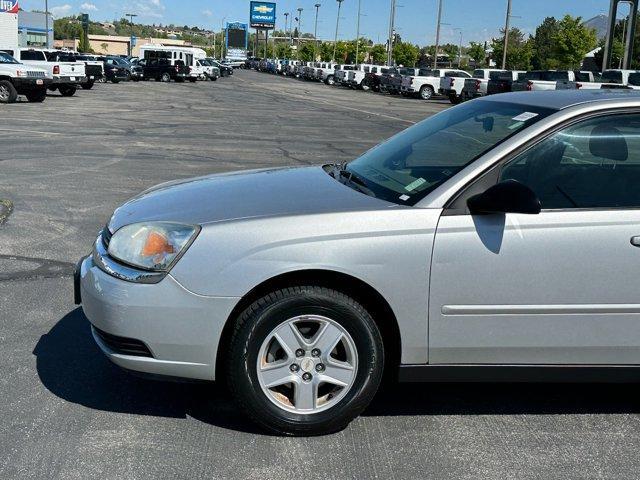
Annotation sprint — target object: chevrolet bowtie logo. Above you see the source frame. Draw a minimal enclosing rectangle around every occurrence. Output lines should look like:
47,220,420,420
254,5,273,13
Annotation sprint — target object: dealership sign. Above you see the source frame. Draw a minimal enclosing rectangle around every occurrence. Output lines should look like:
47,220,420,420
250,1,276,29
0,0,19,13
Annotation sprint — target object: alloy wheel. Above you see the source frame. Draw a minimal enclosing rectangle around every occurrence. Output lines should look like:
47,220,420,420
256,315,358,414
0,85,9,101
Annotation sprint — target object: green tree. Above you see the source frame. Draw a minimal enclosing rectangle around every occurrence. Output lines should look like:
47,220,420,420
467,41,486,67
298,42,315,61
320,42,334,61
369,44,387,64
275,42,293,59
491,27,533,70
393,42,419,66
531,16,559,69
549,15,597,69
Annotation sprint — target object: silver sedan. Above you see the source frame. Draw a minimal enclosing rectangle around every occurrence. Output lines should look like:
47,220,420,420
77,90,640,435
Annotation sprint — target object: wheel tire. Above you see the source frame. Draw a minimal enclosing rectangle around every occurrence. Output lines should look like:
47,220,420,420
59,85,77,97
161,73,171,82
227,286,384,436
25,89,47,102
189,78,197,83
361,80,370,91
419,85,434,100
0,80,18,104
449,94,462,105
326,75,335,86
81,80,94,90
112,79,120,84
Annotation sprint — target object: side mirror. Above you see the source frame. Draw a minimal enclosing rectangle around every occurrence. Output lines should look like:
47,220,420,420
467,180,541,215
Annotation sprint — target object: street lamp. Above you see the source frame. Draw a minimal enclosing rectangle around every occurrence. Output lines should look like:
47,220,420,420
433,0,443,68
502,0,511,69
313,4,321,61
295,8,304,59
355,0,362,64
333,0,344,62
284,12,290,45
44,0,50,48
125,13,138,56
453,27,463,67
220,16,227,60
387,0,396,66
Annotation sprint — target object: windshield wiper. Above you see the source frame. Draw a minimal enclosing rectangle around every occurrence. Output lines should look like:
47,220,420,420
331,165,375,197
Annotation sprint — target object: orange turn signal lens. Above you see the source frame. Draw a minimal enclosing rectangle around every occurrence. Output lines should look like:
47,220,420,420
141,231,175,257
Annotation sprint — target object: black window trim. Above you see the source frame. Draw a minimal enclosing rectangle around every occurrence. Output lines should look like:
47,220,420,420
443,106,640,215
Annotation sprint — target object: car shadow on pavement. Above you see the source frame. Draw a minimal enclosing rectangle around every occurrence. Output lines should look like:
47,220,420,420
35,308,640,435
33,307,264,434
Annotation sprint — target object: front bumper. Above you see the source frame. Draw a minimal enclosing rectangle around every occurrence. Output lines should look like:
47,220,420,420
13,77,51,91
76,254,240,381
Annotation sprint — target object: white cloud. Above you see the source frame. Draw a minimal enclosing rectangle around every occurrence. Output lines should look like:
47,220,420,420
80,2,98,11
202,9,213,17
133,0,165,19
50,4,72,17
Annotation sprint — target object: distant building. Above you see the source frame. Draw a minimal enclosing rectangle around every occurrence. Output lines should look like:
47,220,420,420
87,34,191,56
17,10,53,47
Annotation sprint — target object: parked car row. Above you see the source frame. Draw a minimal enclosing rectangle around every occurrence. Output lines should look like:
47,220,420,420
249,59,640,105
0,46,236,104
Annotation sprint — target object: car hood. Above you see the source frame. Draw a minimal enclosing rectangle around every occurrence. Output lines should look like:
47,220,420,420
108,166,396,231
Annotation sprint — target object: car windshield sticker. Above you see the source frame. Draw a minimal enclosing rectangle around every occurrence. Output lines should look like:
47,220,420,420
404,178,427,192
399,194,410,201
512,112,538,122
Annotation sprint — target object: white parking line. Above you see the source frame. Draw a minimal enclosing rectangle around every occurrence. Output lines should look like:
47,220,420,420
0,128,63,136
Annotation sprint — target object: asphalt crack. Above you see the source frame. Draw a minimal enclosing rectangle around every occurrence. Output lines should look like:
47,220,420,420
0,254,75,281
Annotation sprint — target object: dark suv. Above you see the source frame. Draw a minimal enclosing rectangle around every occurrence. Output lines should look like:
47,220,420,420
141,59,188,82
103,56,130,83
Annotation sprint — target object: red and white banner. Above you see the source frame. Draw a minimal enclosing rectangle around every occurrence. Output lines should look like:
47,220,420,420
0,0,19,14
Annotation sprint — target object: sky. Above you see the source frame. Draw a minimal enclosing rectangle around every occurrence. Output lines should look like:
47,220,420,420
19,0,613,46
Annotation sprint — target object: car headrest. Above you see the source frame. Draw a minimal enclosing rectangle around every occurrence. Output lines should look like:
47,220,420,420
589,124,628,162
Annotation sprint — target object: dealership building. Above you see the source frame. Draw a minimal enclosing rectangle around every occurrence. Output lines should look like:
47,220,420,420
0,2,53,49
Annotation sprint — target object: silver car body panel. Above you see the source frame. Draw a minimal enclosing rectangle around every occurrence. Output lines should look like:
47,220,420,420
80,90,640,381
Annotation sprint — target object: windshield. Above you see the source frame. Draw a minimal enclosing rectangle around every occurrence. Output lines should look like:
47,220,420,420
345,100,555,205
0,52,18,64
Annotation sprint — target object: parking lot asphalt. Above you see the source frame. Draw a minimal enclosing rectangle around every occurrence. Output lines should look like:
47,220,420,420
1,70,639,480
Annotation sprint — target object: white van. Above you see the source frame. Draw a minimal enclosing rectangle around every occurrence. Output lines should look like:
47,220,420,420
139,44,207,82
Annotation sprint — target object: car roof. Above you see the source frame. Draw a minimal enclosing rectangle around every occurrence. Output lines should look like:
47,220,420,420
479,89,640,110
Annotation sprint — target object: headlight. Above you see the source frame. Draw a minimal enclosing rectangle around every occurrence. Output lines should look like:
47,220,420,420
107,222,200,271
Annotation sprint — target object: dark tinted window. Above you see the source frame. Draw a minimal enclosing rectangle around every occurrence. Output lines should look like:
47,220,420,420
574,71,592,82
489,70,506,80
602,70,623,83
501,114,640,209
20,50,46,61
628,73,640,86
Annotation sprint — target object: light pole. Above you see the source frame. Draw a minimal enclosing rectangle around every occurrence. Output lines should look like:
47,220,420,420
313,4,321,61
333,0,344,62
453,27,462,67
284,12,290,45
355,0,362,64
387,0,396,66
433,0,443,68
220,17,227,60
125,13,137,56
501,0,512,69
45,0,50,48
296,8,303,59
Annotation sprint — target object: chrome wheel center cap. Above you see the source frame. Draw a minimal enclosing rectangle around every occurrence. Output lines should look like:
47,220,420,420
300,358,315,373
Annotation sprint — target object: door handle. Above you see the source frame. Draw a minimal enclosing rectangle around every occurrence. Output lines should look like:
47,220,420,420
631,236,640,247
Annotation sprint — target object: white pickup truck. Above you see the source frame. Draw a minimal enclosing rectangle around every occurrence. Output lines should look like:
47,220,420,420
334,65,356,86
347,64,375,90
438,70,473,103
555,69,638,90
0,50,50,103
511,70,595,92
460,69,507,100
316,62,342,85
401,68,468,100
2,48,86,97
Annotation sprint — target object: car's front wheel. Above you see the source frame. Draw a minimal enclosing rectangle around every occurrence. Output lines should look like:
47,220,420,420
227,286,384,436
